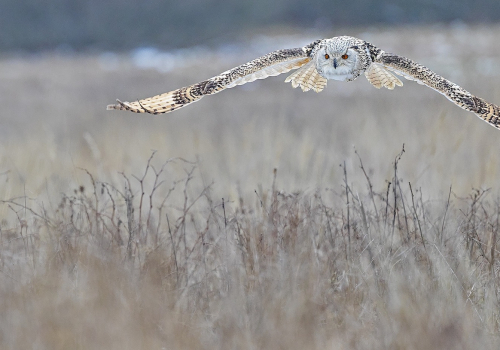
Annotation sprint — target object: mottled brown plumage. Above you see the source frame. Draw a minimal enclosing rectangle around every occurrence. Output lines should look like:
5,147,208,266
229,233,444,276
376,52,500,128
108,46,314,114
107,36,500,130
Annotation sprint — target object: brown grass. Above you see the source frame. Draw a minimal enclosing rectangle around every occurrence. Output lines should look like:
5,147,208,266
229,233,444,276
1,150,500,349
1,25,500,349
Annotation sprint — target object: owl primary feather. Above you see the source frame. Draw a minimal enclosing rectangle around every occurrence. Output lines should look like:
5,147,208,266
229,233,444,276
107,36,500,130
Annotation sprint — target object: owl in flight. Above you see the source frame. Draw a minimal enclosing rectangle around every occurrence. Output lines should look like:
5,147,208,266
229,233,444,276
107,36,500,129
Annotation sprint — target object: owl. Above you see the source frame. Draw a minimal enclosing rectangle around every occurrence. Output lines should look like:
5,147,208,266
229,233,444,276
107,36,500,130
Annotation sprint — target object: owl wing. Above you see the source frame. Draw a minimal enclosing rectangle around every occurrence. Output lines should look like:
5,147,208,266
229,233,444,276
284,61,328,92
364,63,403,90
375,52,500,129
106,42,320,114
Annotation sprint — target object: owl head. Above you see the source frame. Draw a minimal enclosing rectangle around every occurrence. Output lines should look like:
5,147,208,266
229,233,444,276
314,36,369,82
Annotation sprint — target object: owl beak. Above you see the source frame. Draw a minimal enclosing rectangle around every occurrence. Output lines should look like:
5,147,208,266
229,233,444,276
333,58,338,69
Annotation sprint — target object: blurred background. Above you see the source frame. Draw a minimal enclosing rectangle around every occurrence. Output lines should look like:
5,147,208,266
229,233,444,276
1,0,500,52
0,0,499,201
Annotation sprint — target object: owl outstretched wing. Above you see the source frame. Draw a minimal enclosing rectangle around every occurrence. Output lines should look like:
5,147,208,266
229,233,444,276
284,61,328,92
107,41,320,114
364,63,403,90
374,52,500,129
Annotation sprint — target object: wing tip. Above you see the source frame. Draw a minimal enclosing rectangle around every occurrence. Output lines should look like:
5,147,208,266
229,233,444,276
106,99,127,111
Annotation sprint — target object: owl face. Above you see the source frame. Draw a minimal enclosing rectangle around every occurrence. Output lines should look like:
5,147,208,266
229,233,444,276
314,37,367,82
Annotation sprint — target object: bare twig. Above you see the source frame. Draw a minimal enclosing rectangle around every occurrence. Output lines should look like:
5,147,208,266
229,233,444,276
391,144,405,249
222,197,229,292
440,185,452,244
166,214,180,287
397,180,410,242
120,172,135,260
490,199,499,273
355,149,379,223
343,161,351,260
409,182,425,250
384,181,391,232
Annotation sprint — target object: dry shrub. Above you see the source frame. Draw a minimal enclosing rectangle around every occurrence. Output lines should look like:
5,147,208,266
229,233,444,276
0,150,499,349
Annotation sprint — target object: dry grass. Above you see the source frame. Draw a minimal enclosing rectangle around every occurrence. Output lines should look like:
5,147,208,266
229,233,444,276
1,150,500,349
1,25,500,349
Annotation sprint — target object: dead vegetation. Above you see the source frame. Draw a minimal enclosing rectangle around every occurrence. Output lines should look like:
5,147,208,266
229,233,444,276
0,148,499,349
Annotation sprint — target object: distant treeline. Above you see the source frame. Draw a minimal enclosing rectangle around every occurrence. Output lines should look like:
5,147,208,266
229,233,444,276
1,0,499,52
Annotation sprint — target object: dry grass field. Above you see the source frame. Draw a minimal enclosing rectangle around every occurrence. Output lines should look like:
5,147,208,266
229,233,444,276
0,25,500,349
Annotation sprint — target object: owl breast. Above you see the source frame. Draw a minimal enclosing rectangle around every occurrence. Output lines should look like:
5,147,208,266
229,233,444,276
319,65,356,81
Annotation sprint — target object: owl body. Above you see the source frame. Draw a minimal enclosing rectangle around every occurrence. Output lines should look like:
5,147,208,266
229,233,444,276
108,35,500,130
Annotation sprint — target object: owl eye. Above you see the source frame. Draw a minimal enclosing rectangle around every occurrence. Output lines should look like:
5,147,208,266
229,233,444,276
324,54,330,59
342,54,349,59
